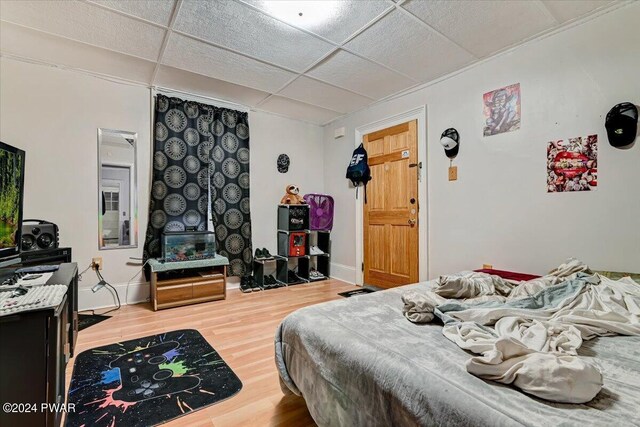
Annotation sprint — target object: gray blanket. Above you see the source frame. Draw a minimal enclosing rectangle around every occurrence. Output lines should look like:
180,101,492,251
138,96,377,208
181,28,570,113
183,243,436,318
275,281,640,426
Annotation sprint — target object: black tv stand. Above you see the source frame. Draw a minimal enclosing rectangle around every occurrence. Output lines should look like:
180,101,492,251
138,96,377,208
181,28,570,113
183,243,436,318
0,263,78,427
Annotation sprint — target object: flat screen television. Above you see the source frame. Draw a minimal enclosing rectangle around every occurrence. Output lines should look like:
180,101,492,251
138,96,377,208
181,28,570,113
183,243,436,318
0,141,25,267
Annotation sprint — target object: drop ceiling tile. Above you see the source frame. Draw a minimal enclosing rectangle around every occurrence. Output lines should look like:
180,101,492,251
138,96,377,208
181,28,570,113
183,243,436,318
242,0,391,44
0,22,155,83
307,49,416,99
0,0,165,61
541,1,614,23
155,65,270,107
174,0,334,71
88,0,176,26
344,9,474,82
402,0,556,58
162,33,296,93
259,95,341,125
278,76,371,113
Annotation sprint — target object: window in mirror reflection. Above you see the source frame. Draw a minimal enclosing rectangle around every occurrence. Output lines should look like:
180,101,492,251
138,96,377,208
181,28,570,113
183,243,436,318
98,129,137,249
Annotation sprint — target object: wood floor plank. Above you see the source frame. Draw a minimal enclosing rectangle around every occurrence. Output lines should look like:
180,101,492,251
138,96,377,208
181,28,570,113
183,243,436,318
66,279,358,426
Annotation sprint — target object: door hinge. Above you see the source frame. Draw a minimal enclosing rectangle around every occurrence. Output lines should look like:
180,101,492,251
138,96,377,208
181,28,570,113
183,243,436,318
361,262,364,272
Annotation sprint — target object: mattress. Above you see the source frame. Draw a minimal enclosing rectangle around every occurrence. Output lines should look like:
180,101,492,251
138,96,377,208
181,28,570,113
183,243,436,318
275,281,640,427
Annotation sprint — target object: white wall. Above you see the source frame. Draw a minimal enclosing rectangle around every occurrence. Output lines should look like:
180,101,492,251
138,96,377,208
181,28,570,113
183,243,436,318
0,58,326,308
249,112,325,252
0,58,151,309
323,3,640,283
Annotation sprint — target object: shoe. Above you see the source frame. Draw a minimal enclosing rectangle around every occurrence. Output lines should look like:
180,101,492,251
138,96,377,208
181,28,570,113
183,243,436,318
261,248,274,259
310,246,324,255
261,275,271,290
254,248,264,260
288,269,303,284
264,275,276,289
240,275,253,293
309,269,324,280
250,276,262,291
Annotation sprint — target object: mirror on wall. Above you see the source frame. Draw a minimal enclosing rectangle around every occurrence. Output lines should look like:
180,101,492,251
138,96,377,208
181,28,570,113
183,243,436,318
98,129,137,250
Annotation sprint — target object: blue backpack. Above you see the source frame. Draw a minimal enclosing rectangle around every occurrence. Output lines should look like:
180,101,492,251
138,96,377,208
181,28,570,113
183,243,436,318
346,143,372,203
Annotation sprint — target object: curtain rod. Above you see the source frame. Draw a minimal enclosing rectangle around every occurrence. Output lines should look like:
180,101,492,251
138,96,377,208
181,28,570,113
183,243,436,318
151,86,250,113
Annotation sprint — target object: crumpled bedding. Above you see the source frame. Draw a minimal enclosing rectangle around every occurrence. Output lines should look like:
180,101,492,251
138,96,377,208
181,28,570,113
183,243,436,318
433,272,514,298
402,260,640,403
275,274,640,426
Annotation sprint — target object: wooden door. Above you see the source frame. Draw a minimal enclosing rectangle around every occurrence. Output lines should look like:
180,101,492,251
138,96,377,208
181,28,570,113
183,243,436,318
363,120,419,288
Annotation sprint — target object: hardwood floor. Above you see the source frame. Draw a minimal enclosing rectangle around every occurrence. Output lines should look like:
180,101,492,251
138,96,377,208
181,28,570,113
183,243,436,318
66,279,358,426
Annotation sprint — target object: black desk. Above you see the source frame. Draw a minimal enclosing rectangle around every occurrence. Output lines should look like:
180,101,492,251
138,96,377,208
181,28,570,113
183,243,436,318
0,263,78,427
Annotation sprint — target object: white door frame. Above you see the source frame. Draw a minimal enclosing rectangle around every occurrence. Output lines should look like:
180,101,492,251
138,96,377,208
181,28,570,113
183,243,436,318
354,105,428,286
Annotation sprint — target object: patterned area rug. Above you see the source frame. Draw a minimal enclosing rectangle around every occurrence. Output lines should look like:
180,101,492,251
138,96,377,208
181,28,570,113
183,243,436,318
66,329,242,426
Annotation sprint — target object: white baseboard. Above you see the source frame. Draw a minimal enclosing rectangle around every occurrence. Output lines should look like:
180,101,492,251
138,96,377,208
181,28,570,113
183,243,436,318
227,276,240,290
78,281,150,312
78,278,243,311
330,262,357,285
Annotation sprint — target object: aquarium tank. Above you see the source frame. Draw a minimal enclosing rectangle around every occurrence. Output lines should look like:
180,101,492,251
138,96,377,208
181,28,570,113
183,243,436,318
161,231,216,262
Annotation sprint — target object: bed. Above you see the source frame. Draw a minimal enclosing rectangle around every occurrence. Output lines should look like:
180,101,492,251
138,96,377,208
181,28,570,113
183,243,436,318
275,278,640,427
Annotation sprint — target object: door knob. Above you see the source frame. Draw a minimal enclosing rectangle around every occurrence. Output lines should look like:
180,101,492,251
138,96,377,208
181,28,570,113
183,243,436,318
408,219,416,226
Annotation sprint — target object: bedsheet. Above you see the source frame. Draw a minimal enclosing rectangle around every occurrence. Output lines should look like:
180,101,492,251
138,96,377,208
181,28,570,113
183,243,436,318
275,279,640,427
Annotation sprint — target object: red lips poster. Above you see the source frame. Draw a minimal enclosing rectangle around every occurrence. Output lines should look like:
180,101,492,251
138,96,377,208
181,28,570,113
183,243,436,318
547,135,597,192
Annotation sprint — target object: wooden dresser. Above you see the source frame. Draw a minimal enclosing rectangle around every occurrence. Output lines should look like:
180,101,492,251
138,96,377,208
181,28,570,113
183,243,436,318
148,256,228,311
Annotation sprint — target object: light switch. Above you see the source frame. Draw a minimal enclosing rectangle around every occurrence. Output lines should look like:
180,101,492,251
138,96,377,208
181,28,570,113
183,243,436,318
448,166,458,181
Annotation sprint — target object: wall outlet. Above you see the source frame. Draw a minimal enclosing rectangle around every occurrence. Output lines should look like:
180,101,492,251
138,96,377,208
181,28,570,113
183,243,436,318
92,257,103,270
448,166,458,181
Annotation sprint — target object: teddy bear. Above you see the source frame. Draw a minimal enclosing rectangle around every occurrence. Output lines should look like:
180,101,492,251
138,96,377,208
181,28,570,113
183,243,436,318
280,184,306,205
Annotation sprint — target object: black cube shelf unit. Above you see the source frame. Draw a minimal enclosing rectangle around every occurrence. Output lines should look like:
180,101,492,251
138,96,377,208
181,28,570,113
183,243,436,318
309,230,331,281
253,204,331,289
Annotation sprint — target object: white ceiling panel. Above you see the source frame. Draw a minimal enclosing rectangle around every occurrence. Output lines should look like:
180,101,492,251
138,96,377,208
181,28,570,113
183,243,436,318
155,65,270,107
0,22,155,83
174,0,334,71
278,76,372,113
344,9,474,82
0,0,165,61
307,49,416,100
242,0,392,43
162,33,296,93
402,0,556,58
87,0,176,26
0,0,626,125
542,1,614,23
259,96,341,125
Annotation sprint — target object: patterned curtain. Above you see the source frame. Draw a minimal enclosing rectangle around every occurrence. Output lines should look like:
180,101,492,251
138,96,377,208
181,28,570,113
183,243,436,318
209,109,252,276
143,95,252,277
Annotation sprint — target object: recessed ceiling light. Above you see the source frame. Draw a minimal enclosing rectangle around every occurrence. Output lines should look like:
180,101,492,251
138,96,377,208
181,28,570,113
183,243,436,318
262,1,342,27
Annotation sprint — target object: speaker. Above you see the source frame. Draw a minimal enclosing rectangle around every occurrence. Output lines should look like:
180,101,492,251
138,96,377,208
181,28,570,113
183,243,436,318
21,219,59,252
